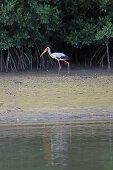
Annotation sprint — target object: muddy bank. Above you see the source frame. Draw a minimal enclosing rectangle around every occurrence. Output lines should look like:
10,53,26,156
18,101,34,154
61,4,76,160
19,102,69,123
0,69,113,124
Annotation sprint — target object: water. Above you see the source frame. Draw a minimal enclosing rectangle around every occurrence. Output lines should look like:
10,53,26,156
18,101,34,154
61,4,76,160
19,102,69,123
0,122,113,170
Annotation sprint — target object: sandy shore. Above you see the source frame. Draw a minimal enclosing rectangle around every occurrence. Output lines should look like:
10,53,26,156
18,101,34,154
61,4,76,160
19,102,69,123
0,69,113,124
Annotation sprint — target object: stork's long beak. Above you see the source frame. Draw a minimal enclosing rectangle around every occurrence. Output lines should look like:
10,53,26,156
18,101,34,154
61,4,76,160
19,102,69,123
40,48,47,57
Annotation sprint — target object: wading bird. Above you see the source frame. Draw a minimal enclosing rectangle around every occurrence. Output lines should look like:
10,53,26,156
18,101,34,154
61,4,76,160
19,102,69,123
40,47,70,74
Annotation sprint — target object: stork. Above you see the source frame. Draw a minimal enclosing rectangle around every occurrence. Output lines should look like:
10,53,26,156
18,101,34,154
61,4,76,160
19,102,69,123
40,47,70,74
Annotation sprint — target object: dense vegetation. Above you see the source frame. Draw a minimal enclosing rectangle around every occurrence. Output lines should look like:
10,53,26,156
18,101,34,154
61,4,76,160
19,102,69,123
0,0,113,72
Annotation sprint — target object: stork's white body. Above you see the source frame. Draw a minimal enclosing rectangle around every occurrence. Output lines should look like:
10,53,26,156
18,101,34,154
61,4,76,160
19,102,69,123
47,47,70,60
40,47,70,74
50,52,66,59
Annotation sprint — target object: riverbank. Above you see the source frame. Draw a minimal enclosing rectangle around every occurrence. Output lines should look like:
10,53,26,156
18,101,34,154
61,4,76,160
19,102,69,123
0,69,113,124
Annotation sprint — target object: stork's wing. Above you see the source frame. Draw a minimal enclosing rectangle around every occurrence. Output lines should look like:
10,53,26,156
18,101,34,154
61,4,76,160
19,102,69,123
57,55,70,60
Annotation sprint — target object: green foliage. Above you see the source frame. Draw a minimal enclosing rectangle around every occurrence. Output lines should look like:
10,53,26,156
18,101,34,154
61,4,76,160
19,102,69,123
60,0,113,46
0,0,61,49
0,0,113,49
96,19,113,42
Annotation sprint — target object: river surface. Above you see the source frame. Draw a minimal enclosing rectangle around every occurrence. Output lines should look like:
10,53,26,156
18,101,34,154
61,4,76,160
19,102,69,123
0,122,113,170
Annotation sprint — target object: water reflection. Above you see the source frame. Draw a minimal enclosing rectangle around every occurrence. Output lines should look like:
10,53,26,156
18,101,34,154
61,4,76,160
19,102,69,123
50,123,69,167
0,122,113,170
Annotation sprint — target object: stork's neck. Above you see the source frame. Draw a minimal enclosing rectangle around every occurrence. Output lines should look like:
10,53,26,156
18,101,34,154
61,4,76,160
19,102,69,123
47,47,52,56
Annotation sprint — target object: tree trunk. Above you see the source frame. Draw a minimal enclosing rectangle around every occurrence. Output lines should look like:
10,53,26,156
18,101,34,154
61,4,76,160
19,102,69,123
0,51,3,72
106,36,111,72
6,48,10,72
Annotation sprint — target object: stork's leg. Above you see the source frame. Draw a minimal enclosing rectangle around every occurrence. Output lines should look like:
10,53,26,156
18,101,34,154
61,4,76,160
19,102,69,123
63,60,70,73
58,60,61,74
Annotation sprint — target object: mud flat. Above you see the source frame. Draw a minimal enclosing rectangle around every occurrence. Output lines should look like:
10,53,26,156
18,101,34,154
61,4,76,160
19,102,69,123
0,69,113,124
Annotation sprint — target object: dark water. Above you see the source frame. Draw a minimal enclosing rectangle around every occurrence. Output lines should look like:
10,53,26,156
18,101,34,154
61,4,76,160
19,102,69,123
0,122,113,170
